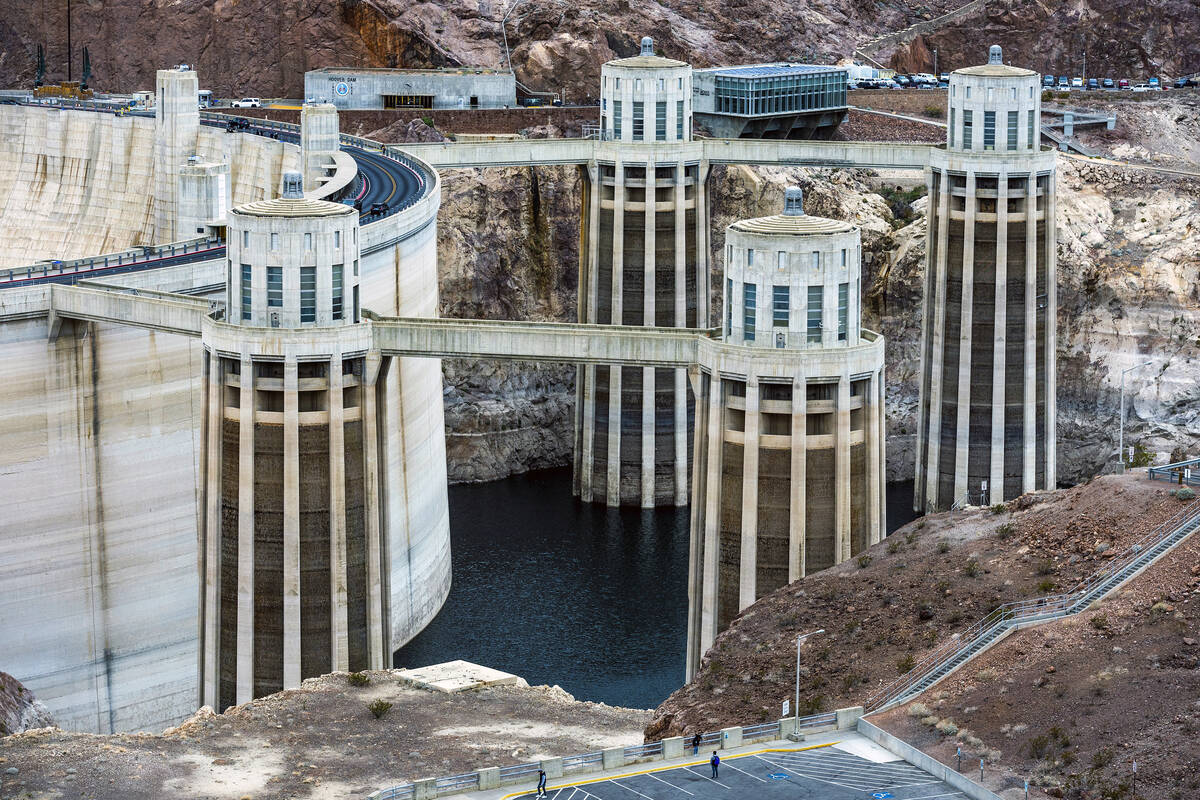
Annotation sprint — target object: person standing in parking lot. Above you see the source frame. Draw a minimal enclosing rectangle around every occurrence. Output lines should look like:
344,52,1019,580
536,768,547,797
710,751,720,778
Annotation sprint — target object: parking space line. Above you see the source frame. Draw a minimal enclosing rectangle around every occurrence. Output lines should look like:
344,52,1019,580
720,760,768,782
903,792,966,800
682,766,730,790
500,743,837,800
611,779,657,800
752,753,867,791
645,772,694,795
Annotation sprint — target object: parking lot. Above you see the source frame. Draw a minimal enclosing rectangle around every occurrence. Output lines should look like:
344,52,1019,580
508,743,966,800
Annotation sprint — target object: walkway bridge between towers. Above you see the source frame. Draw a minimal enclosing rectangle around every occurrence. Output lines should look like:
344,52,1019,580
393,137,934,171
0,283,711,367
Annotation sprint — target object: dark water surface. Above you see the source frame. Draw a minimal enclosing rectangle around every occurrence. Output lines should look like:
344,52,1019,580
395,469,919,710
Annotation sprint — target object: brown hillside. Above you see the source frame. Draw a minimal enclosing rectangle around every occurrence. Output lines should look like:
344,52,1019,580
648,473,1197,754
876,522,1200,800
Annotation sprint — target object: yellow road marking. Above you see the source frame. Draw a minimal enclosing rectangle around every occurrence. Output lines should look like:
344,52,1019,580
268,104,303,110
499,742,839,799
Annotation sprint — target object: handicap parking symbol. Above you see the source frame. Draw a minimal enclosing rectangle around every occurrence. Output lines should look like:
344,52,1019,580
768,772,789,780
871,793,894,799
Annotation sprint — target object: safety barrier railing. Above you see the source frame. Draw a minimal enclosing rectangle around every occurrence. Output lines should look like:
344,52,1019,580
866,497,1200,711
367,709,847,798
1,237,221,285
1149,457,1200,486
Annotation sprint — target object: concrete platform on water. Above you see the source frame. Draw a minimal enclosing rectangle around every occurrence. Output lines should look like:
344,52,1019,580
397,660,527,693
467,732,966,800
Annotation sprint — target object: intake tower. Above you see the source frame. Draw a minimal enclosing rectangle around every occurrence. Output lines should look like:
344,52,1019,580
914,45,1057,512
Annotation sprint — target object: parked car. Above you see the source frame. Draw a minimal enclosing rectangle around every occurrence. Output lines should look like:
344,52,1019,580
1118,79,1131,90
1102,77,1115,89
1086,77,1099,90
1175,77,1196,89
1070,77,1084,88
1057,76,1070,88
1148,77,1161,89
231,97,261,108
1132,83,1151,92
938,73,950,84
1042,74,1056,87
894,74,912,87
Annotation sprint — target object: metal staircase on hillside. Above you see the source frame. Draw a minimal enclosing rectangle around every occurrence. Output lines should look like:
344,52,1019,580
866,500,1200,712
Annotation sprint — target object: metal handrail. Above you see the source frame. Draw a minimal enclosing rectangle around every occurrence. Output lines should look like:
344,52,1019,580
867,499,1200,711
370,710,840,797
1149,457,1200,485
1,236,221,285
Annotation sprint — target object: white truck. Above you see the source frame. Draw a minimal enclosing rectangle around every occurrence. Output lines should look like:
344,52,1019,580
231,97,262,108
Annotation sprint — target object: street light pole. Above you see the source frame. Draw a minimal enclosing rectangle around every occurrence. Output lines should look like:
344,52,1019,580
793,629,824,737
1118,361,1152,471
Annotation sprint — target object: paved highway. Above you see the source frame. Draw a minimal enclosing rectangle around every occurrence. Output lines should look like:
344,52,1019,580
1,107,431,287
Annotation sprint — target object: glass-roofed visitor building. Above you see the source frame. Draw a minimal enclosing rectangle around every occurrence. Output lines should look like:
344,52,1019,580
692,63,848,139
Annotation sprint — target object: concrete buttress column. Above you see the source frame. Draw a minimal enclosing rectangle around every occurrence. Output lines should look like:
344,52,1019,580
236,352,255,705
202,351,223,709
700,372,723,656
607,161,625,507
788,374,807,581
835,373,851,564
283,355,301,689
329,353,349,672
953,171,976,506
739,376,760,609
923,168,951,511
642,158,656,507
989,172,1008,505
867,370,882,545
362,351,385,668
673,160,689,505
1044,172,1057,487
1023,174,1037,493
685,366,707,679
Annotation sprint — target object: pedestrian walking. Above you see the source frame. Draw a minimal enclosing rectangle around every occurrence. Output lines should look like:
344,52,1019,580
710,751,720,779
692,732,702,755
536,768,547,796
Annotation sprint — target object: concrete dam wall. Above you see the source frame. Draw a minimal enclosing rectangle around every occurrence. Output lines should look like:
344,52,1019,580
0,106,300,269
0,107,449,733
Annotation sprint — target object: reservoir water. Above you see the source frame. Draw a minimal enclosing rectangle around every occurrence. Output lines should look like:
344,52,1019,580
395,468,916,710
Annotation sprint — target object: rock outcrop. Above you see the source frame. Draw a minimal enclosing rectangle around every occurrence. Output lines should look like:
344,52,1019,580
887,0,1200,78
0,672,53,736
0,0,986,101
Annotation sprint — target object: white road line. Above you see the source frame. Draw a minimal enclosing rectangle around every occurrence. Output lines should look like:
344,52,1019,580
646,773,694,796
721,761,768,782
611,779,657,800
752,754,865,791
683,766,730,789
902,792,966,800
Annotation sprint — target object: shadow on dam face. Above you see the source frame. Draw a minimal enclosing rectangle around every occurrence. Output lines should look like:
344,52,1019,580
395,469,919,709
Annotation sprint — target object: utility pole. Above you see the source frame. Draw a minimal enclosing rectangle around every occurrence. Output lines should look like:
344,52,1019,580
933,48,938,78
1118,361,1152,471
791,629,824,738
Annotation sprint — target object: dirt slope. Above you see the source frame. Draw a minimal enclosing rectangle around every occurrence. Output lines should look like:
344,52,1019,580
0,673,649,800
647,473,1198,788
875,526,1200,799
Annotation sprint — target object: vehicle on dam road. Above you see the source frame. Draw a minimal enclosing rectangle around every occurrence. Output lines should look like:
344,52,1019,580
231,97,262,108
